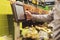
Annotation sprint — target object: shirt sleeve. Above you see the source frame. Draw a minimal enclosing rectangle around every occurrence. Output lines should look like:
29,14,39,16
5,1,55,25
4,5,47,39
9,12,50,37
31,11,54,23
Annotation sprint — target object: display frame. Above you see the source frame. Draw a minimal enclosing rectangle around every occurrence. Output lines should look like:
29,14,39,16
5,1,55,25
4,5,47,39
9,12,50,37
11,2,26,22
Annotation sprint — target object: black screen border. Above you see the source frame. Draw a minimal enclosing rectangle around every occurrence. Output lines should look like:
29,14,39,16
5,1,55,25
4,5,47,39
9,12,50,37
11,2,26,22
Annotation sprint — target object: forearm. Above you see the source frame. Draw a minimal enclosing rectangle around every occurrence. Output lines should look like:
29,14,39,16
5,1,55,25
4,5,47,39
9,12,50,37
31,14,53,23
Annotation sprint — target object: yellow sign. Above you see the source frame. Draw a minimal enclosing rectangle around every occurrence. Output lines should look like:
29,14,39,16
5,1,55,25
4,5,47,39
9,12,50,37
0,0,12,15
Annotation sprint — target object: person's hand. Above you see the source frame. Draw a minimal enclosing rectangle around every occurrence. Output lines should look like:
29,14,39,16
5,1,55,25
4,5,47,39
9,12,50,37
25,11,32,20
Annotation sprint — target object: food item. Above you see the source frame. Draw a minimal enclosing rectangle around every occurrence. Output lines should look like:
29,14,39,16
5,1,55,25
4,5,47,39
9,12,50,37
21,23,52,40
22,27,39,39
24,4,48,14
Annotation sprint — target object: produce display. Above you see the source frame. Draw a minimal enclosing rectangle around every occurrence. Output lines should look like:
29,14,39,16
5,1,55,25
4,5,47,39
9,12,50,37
24,4,49,14
16,1,54,40
22,27,39,39
20,23,53,40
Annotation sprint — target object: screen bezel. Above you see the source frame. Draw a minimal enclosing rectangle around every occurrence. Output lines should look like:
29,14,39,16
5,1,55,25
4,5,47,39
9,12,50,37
11,3,26,22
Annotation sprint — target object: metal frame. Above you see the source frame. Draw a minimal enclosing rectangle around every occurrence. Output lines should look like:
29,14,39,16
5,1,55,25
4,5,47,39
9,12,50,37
11,2,26,22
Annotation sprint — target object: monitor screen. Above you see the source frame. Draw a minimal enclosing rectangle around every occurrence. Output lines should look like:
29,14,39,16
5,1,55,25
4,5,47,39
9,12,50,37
15,4,25,20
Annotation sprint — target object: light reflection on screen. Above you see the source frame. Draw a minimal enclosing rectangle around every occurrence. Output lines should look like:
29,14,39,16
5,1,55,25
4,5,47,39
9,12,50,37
15,5,25,20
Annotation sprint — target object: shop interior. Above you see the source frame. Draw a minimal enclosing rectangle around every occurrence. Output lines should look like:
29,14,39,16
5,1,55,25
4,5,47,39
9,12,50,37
0,0,55,40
